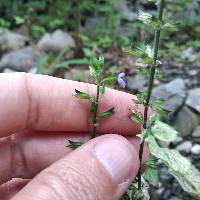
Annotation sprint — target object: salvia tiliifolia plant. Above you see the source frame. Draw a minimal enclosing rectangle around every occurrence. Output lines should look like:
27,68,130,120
68,56,116,148
122,0,200,199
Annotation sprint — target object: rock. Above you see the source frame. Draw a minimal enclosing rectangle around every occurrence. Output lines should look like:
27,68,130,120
37,29,75,53
171,180,182,195
64,68,90,82
28,67,37,74
161,188,172,200
0,29,28,52
173,106,199,137
0,47,40,72
172,136,184,146
127,75,147,91
186,88,200,113
180,47,200,62
188,69,198,76
116,0,137,21
191,144,200,154
83,17,106,37
117,22,135,37
3,68,17,73
171,196,182,200
152,78,186,113
160,166,173,185
192,126,200,143
176,141,192,153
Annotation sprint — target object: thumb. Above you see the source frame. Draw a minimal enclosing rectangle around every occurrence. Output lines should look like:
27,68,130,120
12,134,139,200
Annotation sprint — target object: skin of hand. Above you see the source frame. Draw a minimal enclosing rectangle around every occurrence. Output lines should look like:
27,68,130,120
0,73,149,200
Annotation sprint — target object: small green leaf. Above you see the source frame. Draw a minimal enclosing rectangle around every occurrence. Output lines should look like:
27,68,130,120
136,67,148,78
163,22,178,31
130,180,150,200
100,107,115,118
152,99,170,117
125,45,153,65
151,121,177,142
129,111,143,125
89,56,104,77
99,85,106,94
120,192,130,200
143,159,159,186
89,66,96,77
74,89,91,99
133,98,143,105
138,10,161,28
14,16,25,25
101,76,117,85
138,10,153,25
90,101,96,112
130,185,144,200
136,91,147,103
67,140,83,149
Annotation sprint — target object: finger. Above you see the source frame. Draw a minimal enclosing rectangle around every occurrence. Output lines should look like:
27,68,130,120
0,131,148,185
12,134,139,200
0,179,29,200
0,73,144,137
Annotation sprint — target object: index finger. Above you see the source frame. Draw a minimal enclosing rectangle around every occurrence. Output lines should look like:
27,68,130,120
0,73,142,137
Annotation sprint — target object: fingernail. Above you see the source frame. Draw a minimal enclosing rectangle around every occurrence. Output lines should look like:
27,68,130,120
94,137,136,184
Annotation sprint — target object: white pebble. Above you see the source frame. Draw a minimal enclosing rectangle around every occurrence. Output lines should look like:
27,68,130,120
191,144,200,155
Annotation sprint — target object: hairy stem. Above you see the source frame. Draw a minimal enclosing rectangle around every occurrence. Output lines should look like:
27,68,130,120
137,0,165,192
91,80,100,139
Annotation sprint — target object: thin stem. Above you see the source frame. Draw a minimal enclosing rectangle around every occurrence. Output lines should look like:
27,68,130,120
137,0,165,192
91,79,100,139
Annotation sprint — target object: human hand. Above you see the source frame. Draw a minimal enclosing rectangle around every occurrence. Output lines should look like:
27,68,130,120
0,73,148,200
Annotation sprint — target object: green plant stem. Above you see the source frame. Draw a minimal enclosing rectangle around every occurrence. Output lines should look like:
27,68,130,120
137,0,165,192
91,81,100,139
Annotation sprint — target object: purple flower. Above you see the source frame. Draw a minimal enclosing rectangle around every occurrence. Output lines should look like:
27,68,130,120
117,72,126,88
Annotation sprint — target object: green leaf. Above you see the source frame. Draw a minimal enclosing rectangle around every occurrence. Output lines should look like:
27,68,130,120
53,58,89,71
136,91,147,104
150,113,161,123
163,22,178,31
133,98,143,105
146,135,200,199
99,85,106,94
89,66,96,77
130,184,144,200
120,192,130,200
143,159,159,186
129,111,143,125
152,99,170,117
67,140,83,149
138,10,153,25
90,101,96,112
151,121,177,142
14,16,25,25
124,46,153,65
101,76,116,85
155,70,165,81
74,89,91,100
36,55,48,74
138,10,161,28
100,107,115,118
89,56,104,77
136,67,148,78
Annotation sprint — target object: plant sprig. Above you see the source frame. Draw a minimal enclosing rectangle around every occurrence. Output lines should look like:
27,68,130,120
124,1,200,200
68,56,116,148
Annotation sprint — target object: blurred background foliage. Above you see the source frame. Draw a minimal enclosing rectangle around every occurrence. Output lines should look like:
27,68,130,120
1,1,199,40
0,0,200,70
